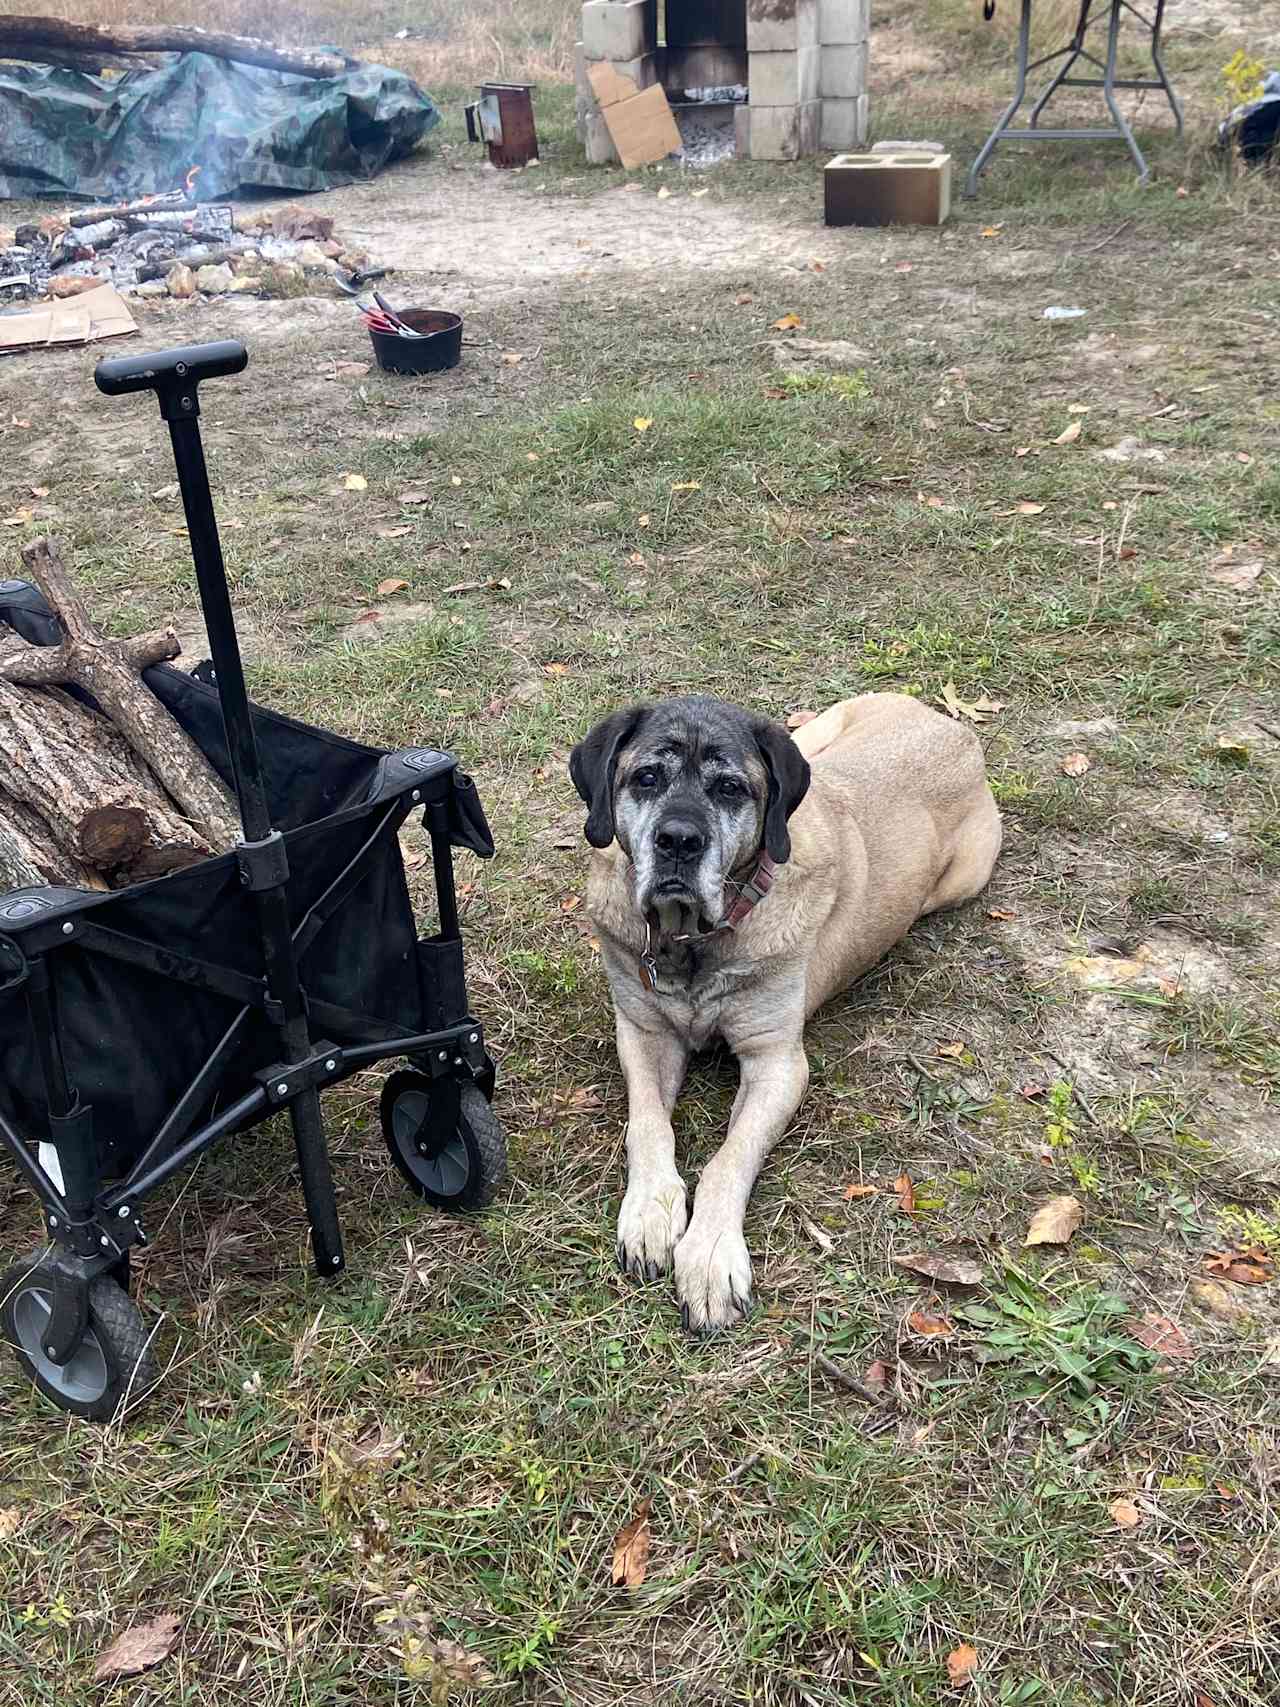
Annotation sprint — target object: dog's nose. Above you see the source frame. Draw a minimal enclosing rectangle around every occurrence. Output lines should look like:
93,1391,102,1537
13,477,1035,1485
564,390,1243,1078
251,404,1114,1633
655,818,707,861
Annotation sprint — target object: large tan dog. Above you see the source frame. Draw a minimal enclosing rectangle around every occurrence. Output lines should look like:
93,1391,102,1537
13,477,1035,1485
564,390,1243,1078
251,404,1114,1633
569,693,1001,1332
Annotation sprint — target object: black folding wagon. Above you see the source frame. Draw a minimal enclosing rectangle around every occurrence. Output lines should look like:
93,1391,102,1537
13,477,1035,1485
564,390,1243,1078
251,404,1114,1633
0,342,506,1421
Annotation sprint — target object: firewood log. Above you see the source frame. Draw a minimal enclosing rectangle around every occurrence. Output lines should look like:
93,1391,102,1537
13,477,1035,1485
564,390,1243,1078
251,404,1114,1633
0,17,346,79
0,790,98,893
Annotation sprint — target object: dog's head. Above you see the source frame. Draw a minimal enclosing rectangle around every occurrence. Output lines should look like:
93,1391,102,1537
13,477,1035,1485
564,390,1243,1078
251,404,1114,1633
569,697,811,937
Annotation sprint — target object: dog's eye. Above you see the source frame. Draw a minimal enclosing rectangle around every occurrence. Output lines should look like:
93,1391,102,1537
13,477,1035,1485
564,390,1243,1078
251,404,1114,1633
633,768,660,789
716,777,746,799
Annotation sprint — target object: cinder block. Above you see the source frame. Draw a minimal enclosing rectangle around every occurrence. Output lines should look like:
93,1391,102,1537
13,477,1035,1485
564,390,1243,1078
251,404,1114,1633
588,50,662,91
819,0,869,44
745,104,800,159
749,44,819,106
824,151,953,227
746,0,819,52
734,101,752,156
821,93,868,150
583,104,621,164
581,0,657,64
820,40,868,98
797,97,821,155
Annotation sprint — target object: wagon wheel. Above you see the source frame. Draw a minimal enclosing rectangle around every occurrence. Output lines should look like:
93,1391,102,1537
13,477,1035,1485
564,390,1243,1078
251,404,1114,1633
379,1074,507,1210
0,1254,159,1422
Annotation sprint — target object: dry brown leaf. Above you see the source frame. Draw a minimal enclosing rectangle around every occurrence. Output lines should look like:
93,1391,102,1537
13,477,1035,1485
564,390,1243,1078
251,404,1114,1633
1060,752,1091,777
810,258,826,272
398,489,431,506
907,1310,954,1336
980,223,1002,237
863,1358,891,1390
331,360,370,378
1217,1260,1271,1286
633,416,653,432
786,709,818,729
896,260,914,273
554,1086,605,1114
0,1506,21,1537
29,485,49,498
801,1213,836,1254
892,1252,984,1286
1128,1312,1194,1362
940,681,1005,724
997,501,1046,516
1108,1497,1142,1529
946,1643,979,1685
893,1172,916,1216
772,313,804,331
501,350,524,364
987,907,1016,921
375,525,412,541
376,577,408,596
611,1495,653,1587
1053,420,1083,446
342,472,368,491
843,1182,879,1200
1208,550,1263,591
936,1041,965,1060
1024,1195,1083,1247
735,292,753,305
1019,1082,1048,1101
340,1422,404,1471
93,1613,182,1682
542,661,570,678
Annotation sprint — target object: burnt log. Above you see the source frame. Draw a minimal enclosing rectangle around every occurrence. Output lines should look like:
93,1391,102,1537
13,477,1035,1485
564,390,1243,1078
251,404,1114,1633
0,17,346,79
19,537,239,849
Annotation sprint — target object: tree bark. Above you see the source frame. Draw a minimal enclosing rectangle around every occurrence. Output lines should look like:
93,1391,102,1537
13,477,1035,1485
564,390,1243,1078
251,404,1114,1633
0,680,215,886
0,627,180,685
0,790,99,892
0,16,346,79
20,537,239,849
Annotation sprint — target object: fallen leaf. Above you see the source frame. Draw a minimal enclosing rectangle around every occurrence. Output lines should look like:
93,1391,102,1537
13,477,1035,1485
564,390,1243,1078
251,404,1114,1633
1237,452,1253,465
633,417,653,432
1214,1260,1271,1286
987,907,1016,921
980,223,1003,237
892,1253,984,1286
353,609,382,624
1109,1497,1142,1528
450,475,463,486
611,1495,653,1587
863,1358,891,1389
1053,420,1083,445
908,1310,954,1336
801,1213,836,1254
94,1613,182,1682
1068,403,1090,414
656,185,672,199
1019,1082,1048,1101
895,261,914,273
735,292,753,305
443,577,511,595
1024,1195,1083,1247
542,661,570,677
501,350,524,364
340,1422,405,1471
638,513,651,528
342,472,368,491
997,500,1046,516
786,709,818,729
29,484,49,498
376,577,408,596
920,491,949,509
561,894,581,913
670,480,702,492
1261,1334,1280,1367
1209,553,1262,590
844,1182,879,1200
772,313,804,331
554,1086,604,1114
376,522,414,541
1128,1313,1194,1362
1176,184,1189,198
398,489,431,506
1191,1278,1247,1319
936,1041,965,1060
1060,752,1091,777
810,258,826,272
331,360,371,378
946,1643,979,1685
939,681,1005,724
0,1506,21,1537
1214,735,1250,767
894,1172,916,1216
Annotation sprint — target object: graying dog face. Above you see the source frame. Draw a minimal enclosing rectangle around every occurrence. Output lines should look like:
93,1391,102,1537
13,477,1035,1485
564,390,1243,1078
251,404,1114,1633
570,697,811,938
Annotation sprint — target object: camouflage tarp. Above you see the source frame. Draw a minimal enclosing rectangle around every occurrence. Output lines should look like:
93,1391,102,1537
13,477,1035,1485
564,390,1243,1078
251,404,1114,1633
0,53,440,201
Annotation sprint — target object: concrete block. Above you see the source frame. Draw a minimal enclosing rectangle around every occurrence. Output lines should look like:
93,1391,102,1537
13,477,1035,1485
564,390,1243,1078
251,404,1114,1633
746,0,819,52
734,101,752,156
820,93,868,150
583,104,621,165
824,151,953,227
819,0,869,44
582,0,657,64
588,50,662,92
749,44,819,106
746,103,801,159
797,97,821,156
820,40,868,98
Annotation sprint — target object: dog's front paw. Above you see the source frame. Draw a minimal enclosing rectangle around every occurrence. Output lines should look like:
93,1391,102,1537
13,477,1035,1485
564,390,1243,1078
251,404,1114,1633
673,1216,753,1334
616,1170,689,1282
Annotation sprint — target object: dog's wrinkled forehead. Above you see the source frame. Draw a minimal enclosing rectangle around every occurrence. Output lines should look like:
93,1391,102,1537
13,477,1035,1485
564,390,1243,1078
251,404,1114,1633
619,697,765,780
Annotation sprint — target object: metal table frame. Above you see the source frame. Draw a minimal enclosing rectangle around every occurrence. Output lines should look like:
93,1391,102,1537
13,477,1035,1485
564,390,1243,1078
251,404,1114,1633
965,0,1183,197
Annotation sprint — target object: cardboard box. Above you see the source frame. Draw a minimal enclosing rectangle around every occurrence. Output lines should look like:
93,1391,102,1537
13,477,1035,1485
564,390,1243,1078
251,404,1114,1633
824,152,953,227
587,60,681,167
0,281,137,354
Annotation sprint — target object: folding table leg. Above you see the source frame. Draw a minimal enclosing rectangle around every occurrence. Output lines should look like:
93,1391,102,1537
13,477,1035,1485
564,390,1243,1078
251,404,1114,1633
1100,0,1149,182
965,0,1033,198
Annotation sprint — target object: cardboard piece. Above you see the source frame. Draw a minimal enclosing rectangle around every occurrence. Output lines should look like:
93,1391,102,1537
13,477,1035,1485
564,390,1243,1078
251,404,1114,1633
0,281,137,354
587,61,680,168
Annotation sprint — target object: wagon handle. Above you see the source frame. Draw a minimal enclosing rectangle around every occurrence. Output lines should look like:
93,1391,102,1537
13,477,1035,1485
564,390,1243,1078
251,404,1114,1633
94,340,270,846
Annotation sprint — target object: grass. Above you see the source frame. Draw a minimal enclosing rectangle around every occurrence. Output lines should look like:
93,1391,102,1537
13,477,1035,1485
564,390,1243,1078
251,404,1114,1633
2,1,1280,1704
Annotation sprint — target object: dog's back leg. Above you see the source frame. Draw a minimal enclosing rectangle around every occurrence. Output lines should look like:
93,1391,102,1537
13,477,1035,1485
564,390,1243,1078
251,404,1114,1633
922,789,1003,915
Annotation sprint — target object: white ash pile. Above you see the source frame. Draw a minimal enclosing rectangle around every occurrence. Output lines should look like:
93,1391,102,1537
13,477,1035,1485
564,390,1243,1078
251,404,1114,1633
0,194,374,303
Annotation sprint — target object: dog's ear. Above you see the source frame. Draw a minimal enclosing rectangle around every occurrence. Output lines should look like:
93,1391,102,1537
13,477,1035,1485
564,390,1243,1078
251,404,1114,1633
569,706,647,849
753,718,811,863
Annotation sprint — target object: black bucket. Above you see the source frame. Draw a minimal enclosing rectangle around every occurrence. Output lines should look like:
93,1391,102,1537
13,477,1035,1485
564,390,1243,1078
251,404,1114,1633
369,308,463,375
